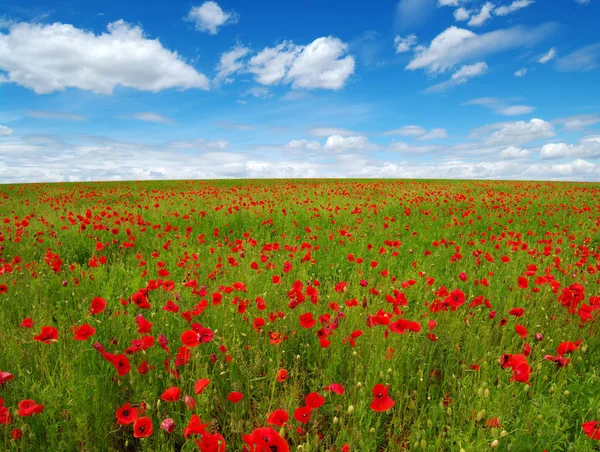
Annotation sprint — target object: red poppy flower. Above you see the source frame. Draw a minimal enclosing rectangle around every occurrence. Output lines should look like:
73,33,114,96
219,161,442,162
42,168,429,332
305,392,325,409
299,312,317,329
267,409,289,426
17,399,44,417
325,383,345,395
73,323,96,341
116,402,138,425
0,371,14,387
293,406,312,424
89,297,107,314
20,317,33,328
556,340,581,355
133,416,153,438
34,326,59,344
509,307,525,317
195,379,211,394
515,324,528,339
583,421,600,440
276,369,288,382
228,391,244,403
195,432,227,451
0,405,10,425
111,354,131,377
161,387,181,402
242,427,289,452
370,384,395,412
184,414,209,437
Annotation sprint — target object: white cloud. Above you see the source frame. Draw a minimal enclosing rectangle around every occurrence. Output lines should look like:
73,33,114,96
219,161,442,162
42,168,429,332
540,135,600,159
454,7,471,21
425,61,487,92
0,20,209,94
514,67,528,76
285,37,356,90
538,47,556,64
495,0,535,16
214,45,250,84
500,145,530,158
438,0,462,5
247,37,355,90
323,135,376,153
131,112,175,124
555,43,600,72
496,105,535,116
418,128,448,140
468,2,494,27
286,139,321,152
388,140,442,153
186,1,238,35
307,127,358,137
406,24,554,74
394,34,418,53
383,125,427,136
553,114,600,130
242,87,272,98
26,110,87,121
575,0,590,4
0,125,13,136
485,118,555,145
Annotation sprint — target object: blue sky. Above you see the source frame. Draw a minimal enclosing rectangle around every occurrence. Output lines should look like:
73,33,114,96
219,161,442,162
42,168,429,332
1,0,599,182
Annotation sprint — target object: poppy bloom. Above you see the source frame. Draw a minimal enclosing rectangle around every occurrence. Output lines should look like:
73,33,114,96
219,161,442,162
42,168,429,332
116,402,138,425
305,392,325,409
184,414,209,437
34,326,59,344
20,317,33,328
161,387,181,402
276,369,288,382
17,399,44,417
556,340,582,356
583,421,600,440
299,312,317,329
0,405,10,425
267,409,289,426
228,391,244,403
133,416,153,438
195,432,227,452
515,324,528,339
293,406,312,424
111,354,131,377
0,371,14,387
370,384,395,412
242,427,289,452
73,323,96,341
89,297,107,314
325,383,345,395
195,379,211,395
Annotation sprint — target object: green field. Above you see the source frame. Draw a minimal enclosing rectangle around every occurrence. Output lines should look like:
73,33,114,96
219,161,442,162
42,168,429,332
0,179,599,451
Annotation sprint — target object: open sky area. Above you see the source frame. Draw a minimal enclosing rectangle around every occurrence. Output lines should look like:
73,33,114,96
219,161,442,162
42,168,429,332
1,0,599,182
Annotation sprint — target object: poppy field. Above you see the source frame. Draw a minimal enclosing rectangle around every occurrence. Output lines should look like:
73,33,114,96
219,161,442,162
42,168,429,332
0,179,599,452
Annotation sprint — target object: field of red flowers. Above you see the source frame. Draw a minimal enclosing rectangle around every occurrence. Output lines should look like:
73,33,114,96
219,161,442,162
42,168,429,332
0,179,599,451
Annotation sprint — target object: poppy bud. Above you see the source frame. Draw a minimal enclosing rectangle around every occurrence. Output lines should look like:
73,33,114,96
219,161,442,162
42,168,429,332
491,439,499,448
534,332,543,341
563,390,570,397
484,389,490,398
347,405,354,415
549,386,555,393
279,427,286,438
447,407,452,416
333,416,339,425
370,428,375,434
356,382,362,389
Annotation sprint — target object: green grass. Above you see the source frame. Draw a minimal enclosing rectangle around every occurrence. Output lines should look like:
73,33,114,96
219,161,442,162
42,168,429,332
0,179,599,451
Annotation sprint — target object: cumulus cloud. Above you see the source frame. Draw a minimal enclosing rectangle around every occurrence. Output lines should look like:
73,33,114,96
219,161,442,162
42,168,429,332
406,24,555,74
0,125,14,136
538,47,556,63
186,1,238,35
247,37,355,90
499,145,530,158
495,0,535,16
0,20,209,94
383,125,447,139
484,118,555,145
540,135,600,159
214,45,250,84
388,140,442,153
425,61,488,92
394,34,418,53
286,139,321,152
454,7,471,21
555,43,600,71
323,135,377,153
468,2,494,27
